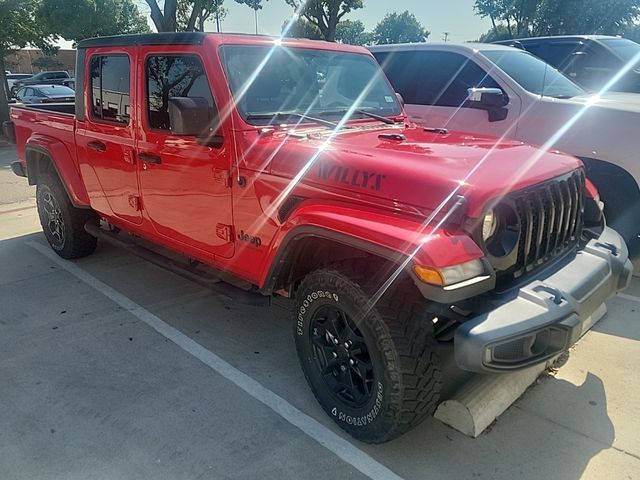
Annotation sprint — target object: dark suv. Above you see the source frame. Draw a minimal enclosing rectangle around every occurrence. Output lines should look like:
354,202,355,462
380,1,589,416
495,35,640,93
11,70,71,95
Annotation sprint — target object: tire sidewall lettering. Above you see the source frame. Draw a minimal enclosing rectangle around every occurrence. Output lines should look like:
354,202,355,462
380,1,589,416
296,289,339,337
330,382,384,428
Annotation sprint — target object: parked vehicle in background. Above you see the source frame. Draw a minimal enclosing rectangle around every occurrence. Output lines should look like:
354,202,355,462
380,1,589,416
62,78,75,90
11,70,71,94
6,74,33,93
371,42,640,262
5,33,633,443
495,36,640,93
14,84,75,104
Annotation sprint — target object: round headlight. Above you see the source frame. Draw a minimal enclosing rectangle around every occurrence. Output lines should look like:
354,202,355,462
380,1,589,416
482,209,497,241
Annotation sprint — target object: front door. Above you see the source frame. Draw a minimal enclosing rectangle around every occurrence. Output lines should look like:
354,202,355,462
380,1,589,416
77,52,141,224
136,51,234,258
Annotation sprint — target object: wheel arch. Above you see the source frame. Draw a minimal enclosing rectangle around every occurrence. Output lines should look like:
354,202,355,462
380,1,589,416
261,226,411,298
25,141,91,209
579,156,640,243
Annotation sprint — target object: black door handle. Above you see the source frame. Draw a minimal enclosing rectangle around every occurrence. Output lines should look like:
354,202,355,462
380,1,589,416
87,140,106,152
139,153,162,164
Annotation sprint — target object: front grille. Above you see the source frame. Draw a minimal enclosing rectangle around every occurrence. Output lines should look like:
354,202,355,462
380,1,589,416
512,170,585,278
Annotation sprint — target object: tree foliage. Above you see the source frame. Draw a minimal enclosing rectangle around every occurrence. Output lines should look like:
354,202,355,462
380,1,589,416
284,0,364,41
372,11,429,45
38,0,149,42
475,0,640,39
282,17,323,39
177,0,226,31
32,54,63,70
335,19,372,45
146,0,230,32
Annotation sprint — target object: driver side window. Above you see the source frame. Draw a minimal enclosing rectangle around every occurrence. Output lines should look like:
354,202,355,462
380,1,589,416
146,54,218,131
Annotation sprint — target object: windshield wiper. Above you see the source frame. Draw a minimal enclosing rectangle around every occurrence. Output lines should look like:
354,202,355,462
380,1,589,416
246,112,338,129
318,108,398,125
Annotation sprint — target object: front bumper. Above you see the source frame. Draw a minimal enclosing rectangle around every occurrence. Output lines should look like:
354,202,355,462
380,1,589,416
455,227,633,373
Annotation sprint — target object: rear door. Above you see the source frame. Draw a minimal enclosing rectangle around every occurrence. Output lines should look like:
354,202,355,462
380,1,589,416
75,50,142,224
135,50,234,258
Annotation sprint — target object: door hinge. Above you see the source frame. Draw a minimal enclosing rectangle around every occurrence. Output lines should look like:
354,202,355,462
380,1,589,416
216,223,233,243
213,169,231,188
129,195,142,211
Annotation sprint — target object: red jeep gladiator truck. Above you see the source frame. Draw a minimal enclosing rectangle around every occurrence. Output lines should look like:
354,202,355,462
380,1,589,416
6,33,633,443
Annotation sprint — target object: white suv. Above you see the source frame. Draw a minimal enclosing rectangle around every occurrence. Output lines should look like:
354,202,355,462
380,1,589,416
370,43,640,263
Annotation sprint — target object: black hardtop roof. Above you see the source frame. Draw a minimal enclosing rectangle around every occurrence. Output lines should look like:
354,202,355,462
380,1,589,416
76,32,277,49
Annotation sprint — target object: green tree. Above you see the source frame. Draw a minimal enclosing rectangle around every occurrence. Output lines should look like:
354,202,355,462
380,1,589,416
235,0,268,34
177,0,226,32
32,54,63,71
534,0,640,36
475,0,640,38
372,11,429,45
0,0,54,123
623,23,640,42
335,19,372,45
282,17,323,39
284,0,364,42
474,0,537,37
39,0,149,42
477,24,514,42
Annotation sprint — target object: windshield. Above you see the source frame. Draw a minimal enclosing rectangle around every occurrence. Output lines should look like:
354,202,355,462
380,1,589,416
600,38,640,66
37,85,74,95
220,45,401,125
483,49,585,98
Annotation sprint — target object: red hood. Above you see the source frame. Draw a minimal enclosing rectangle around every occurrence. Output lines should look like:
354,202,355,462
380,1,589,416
243,123,582,218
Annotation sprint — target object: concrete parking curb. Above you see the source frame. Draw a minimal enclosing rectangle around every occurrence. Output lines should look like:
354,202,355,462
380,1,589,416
434,303,608,437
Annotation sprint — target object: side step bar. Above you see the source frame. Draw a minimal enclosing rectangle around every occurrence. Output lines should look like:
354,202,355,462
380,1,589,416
84,222,270,307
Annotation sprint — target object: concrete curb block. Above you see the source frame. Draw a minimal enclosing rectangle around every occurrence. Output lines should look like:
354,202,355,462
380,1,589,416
434,303,608,437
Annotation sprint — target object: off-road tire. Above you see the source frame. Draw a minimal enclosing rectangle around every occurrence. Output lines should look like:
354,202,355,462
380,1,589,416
36,173,97,259
293,261,441,443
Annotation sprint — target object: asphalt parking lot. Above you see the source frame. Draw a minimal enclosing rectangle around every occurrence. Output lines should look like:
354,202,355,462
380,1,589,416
1,146,639,479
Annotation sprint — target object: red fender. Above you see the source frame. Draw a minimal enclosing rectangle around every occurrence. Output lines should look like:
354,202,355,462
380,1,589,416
26,133,91,207
259,201,484,287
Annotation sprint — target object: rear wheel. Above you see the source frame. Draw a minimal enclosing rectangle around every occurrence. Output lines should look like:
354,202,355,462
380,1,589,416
293,263,441,443
36,173,98,259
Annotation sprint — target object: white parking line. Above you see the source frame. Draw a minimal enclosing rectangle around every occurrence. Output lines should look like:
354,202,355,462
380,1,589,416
28,241,404,480
618,293,640,304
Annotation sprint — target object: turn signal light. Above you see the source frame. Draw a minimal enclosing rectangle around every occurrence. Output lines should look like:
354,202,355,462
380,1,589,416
413,259,485,287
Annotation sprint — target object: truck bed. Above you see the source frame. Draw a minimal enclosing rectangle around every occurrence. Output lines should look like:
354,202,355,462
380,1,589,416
10,103,77,167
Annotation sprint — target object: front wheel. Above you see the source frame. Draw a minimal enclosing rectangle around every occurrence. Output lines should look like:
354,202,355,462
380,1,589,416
293,265,441,443
36,173,98,259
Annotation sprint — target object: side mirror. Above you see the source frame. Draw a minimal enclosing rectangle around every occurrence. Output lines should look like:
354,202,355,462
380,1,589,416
395,92,405,107
168,97,223,147
466,87,509,122
467,87,509,107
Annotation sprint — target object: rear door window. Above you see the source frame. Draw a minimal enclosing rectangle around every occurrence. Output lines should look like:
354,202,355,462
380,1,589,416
145,54,217,131
89,55,131,124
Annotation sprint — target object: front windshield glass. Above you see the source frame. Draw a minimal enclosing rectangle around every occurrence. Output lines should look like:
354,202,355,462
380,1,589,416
220,45,402,125
482,49,585,98
600,38,640,66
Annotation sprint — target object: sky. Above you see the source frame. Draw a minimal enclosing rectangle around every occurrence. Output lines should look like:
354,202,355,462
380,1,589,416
56,0,491,48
